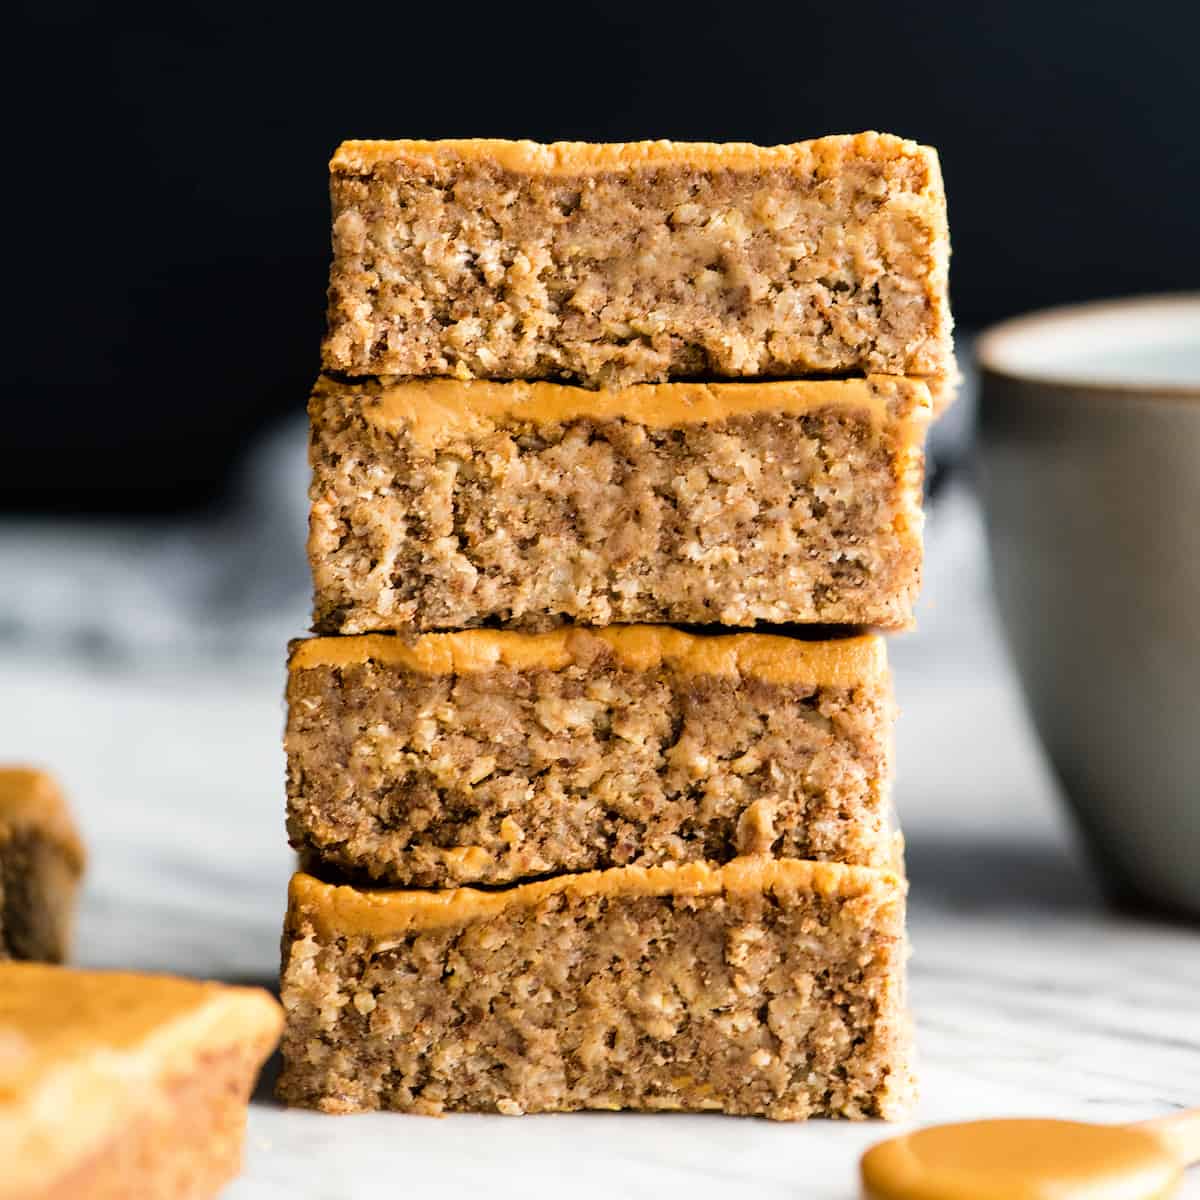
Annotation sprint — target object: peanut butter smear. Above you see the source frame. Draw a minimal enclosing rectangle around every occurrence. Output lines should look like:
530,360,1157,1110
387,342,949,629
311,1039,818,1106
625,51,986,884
324,375,934,450
289,857,903,939
331,133,938,177
861,1118,1183,1200
289,627,887,689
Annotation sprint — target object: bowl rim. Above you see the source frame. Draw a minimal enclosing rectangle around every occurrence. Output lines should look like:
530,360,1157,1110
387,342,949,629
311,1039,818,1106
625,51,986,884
976,292,1200,399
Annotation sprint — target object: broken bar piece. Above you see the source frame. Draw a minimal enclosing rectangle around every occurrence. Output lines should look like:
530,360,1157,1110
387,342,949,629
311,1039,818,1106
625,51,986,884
0,963,282,1200
0,767,85,963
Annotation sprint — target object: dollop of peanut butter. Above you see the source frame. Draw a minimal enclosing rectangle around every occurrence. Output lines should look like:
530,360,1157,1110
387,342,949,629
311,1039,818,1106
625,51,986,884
861,1118,1180,1200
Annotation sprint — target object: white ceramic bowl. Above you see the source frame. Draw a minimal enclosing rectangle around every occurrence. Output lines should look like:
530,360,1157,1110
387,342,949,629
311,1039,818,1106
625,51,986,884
978,294,1200,917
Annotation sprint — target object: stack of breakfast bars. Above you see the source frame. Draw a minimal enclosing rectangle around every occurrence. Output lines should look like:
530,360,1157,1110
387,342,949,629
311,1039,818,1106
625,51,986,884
278,134,953,1120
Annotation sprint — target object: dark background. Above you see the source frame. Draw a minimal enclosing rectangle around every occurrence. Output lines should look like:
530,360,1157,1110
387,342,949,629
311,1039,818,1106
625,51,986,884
6,0,1197,512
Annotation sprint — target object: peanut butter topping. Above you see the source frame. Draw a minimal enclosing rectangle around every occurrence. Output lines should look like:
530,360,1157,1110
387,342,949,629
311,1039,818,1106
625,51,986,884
0,963,282,1197
288,627,887,689
316,375,933,452
0,965,275,1095
861,1118,1182,1200
289,858,903,940
0,766,85,871
331,133,939,178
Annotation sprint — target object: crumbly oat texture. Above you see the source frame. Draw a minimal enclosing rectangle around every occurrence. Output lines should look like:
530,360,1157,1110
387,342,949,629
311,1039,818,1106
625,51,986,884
308,375,930,635
322,135,952,391
0,963,283,1200
286,627,895,886
277,858,913,1119
0,767,85,962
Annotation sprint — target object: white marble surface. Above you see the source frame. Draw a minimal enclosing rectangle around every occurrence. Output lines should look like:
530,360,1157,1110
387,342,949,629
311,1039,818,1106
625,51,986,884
2,428,1198,1198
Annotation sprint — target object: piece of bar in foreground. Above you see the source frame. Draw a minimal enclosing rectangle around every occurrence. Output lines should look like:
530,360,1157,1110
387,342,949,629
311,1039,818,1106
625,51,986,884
278,858,912,1119
323,135,953,393
308,374,931,635
287,628,896,886
0,767,85,962
0,963,282,1200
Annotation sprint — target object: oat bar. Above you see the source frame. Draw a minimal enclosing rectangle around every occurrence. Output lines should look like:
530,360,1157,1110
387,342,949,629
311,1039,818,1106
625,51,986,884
277,858,913,1119
286,628,894,886
0,963,282,1200
323,135,952,390
0,768,85,963
308,374,931,635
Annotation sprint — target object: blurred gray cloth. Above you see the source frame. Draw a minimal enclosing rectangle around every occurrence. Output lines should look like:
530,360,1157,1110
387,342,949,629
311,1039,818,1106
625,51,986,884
0,419,311,658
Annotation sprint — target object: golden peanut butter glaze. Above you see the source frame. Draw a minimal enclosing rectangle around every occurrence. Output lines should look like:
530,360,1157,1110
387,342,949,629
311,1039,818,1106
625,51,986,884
0,766,85,870
861,1118,1182,1200
0,963,282,1199
330,132,941,179
314,375,934,452
288,627,887,690
290,857,902,940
